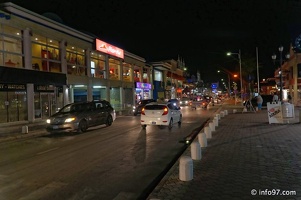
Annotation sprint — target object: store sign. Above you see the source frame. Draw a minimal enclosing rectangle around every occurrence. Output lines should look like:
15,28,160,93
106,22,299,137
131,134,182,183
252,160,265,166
0,84,26,91
95,39,124,59
136,82,152,89
267,102,283,124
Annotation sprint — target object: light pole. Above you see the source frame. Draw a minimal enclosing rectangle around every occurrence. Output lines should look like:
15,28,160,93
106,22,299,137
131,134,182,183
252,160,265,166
271,46,290,102
217,70,231,97
227,50,243,104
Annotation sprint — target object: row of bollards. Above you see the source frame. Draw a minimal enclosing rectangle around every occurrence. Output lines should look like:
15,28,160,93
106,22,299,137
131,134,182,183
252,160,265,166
179,109,228,181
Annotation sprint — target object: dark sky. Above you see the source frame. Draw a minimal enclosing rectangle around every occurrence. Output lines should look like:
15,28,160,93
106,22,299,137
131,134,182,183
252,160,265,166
5,0,301,82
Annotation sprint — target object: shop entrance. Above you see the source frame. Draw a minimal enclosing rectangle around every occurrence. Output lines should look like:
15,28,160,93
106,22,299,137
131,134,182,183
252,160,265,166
0,91,27,123
34,93,57,119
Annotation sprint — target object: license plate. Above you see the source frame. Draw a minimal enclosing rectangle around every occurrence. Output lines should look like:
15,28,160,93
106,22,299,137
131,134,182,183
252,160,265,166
152,122,156,125
52,125,58,129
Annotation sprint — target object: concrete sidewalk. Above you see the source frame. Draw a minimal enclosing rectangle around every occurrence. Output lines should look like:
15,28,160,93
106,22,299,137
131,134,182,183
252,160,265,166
147,103,301,200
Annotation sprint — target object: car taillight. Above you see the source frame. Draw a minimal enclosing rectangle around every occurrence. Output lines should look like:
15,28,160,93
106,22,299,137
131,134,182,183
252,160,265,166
141,108,145,115
162,107,168,115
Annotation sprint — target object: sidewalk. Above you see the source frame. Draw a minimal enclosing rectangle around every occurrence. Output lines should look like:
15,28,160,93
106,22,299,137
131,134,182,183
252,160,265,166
147,102,301,200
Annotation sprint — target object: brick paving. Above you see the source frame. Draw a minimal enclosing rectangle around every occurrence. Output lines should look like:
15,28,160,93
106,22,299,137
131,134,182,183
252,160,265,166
147,103,301,200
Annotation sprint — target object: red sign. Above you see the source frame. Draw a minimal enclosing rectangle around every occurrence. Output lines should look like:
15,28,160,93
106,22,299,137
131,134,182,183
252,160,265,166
96,39,124,59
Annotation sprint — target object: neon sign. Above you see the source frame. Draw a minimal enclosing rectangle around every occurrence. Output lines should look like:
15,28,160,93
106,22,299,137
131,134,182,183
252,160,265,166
95,39,124,59
136,82,151,89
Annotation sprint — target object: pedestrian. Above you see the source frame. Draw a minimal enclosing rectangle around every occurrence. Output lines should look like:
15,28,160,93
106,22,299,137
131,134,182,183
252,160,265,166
272,92,279,103
256,93,263,112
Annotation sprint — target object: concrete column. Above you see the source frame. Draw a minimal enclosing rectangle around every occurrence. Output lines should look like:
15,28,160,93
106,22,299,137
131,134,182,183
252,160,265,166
26,83,34,122
60,40,67,74
23,28,32,69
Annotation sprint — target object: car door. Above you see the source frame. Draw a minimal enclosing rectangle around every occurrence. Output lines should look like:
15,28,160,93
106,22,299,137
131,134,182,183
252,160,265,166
95,102,106,124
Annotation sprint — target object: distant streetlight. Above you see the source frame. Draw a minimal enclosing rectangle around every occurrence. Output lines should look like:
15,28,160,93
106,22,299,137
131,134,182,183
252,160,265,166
227,50,243,104
271,46,290,102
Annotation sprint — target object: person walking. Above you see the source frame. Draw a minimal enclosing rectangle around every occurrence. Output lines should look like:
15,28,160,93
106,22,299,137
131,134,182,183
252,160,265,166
272,92,279,103
256,93,263,112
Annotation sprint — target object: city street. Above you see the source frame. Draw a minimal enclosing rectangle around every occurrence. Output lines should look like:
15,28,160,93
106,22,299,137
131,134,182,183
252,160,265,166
0,105,219,200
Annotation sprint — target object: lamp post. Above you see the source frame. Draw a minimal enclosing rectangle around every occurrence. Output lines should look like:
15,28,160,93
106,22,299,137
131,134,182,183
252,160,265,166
217,70,231,97
227,50,243,104
271,46,290,102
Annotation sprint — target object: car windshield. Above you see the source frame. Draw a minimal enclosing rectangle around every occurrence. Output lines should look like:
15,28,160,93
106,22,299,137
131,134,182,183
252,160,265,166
59,104,88,113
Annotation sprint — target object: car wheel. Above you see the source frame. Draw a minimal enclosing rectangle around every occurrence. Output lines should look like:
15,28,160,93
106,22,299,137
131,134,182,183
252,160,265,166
178,115,182,126
168,119,173,130
141,125,146,129
77,120,88,133
106,115,113,126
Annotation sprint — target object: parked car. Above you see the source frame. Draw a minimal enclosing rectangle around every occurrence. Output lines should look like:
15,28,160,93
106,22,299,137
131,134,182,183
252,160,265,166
46,100,116,133
133,99,156,116
179,97,191,106
140,102,182,130
168,98,180,108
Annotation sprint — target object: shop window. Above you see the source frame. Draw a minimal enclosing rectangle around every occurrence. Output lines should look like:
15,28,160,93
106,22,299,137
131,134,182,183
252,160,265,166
109,58,120,80
31,34,60,72
91,52,106,78
66,45,86,76
123,63,132,82
134,69,141,82
154,70,163,81
0,25,23,68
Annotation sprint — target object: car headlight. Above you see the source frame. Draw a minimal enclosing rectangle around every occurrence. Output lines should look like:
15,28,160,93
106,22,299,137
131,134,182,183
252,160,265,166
46,119,51,124
65,117,76,123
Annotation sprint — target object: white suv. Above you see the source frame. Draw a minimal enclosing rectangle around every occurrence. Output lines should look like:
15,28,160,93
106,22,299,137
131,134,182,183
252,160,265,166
140,102,182,130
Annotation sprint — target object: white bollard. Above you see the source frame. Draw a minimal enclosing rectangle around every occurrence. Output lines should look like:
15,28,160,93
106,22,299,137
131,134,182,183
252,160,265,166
224,110,228,115
179,156,193,181
216,113,220,120
209,122,215,132
22,126,28,134
204,126,212,139
198,132,207,147
233,109,237,114
220,111,224,117
213,117,218,127
191,141,202,160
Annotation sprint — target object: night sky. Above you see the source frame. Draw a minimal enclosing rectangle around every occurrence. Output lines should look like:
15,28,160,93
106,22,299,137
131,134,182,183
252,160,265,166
5,0,301,83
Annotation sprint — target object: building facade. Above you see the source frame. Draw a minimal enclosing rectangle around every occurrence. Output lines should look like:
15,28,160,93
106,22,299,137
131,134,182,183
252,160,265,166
0,2,151,123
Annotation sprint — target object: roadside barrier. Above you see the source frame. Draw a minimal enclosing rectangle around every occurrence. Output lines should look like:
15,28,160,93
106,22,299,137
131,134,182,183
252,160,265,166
191,141,202,160
213,117,218,127
216,113,220,120
209,122,215,132
220,111,225,117
198,132,207,147
233,109,237,113
179,156,193,181
22,126,28,134
204,126,212,139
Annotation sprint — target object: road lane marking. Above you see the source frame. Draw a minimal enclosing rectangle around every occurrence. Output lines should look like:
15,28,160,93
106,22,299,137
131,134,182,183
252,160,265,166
36,147,60,155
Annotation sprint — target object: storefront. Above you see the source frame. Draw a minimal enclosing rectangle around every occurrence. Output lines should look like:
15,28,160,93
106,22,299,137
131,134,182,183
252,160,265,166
0,66,66,123
134,82,152,103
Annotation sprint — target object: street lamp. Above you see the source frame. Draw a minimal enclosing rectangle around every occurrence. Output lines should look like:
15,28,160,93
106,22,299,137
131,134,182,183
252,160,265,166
217,70,231,97
271,46,290,102
227,50,243,104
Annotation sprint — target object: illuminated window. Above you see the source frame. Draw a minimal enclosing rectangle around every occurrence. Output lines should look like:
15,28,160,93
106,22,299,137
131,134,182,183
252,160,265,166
66,45,86,76
31,33,60,72
109,58,120,80
0,25,23,68
122,62,132,82
91,52,106,78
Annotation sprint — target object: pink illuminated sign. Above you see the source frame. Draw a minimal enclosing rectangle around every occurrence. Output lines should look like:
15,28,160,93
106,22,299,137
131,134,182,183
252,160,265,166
96,39,124,59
